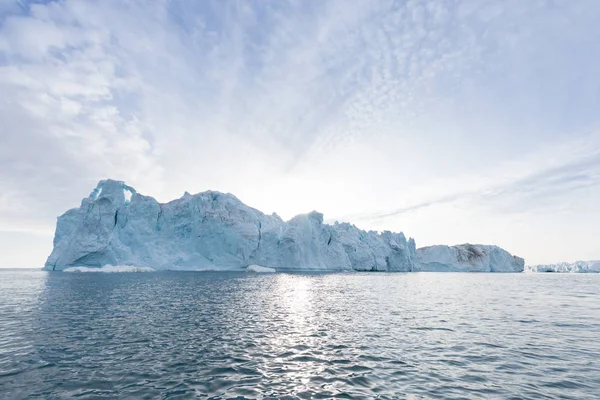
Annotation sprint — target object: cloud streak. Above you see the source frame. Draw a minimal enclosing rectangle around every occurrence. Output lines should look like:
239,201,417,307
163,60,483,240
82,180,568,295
345,132,600,222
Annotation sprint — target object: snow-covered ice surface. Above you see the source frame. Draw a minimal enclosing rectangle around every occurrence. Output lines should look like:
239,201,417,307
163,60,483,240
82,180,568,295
415,244,525,272
44,179,523,272
63,265,155,273
526,260,600,273
246,265,276,273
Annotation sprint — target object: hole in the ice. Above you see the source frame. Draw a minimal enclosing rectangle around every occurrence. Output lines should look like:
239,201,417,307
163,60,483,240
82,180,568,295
123,188,133,205
91,187,103,200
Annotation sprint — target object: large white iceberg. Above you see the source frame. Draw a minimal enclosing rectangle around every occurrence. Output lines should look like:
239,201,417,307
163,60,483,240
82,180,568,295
44,179,524,272
525,260,600,273
415,244,525,272
45,180,418,272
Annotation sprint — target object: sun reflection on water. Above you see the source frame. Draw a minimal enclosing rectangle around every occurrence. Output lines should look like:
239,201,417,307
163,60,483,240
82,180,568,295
277,274,312,325
261,274,333,394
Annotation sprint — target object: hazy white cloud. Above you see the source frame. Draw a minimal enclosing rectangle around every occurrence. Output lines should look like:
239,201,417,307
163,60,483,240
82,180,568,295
1,0,599,266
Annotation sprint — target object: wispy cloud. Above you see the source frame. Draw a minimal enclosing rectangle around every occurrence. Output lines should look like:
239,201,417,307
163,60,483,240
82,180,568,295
343,131,600,222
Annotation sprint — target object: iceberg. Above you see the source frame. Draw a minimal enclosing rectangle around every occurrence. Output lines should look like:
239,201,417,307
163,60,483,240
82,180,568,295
246,265,276,273
44,180,417,272
525,260,600,273
44,179,524,272
415,244,525,272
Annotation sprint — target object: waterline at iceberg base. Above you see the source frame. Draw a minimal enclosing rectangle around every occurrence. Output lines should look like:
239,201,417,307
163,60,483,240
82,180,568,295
44,179,525,272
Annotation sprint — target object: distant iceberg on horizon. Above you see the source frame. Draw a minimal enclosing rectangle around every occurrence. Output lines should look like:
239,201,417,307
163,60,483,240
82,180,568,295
44,179,525,273
526,260,600,273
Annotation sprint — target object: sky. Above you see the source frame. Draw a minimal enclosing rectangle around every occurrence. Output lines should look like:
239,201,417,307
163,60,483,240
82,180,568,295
0,0,599,268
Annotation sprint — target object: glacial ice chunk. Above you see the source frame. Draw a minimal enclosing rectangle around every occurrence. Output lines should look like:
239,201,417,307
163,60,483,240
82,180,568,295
246,265,276,273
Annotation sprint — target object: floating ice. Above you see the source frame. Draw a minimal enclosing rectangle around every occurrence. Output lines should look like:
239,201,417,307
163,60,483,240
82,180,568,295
44,179,524,272
415,244,525,272
246,265,276,273
525,260,600,273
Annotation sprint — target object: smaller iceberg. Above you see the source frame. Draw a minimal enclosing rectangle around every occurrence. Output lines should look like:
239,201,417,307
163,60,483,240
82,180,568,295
63,265,155,273
415,244,524,272
246,265,276,273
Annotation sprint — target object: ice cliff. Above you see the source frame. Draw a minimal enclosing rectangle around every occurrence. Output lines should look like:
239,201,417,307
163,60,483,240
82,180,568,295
44,180,524,272
526,260,600,273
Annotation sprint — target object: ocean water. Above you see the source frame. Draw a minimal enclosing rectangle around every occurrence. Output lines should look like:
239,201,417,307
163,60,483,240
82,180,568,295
1,270,599,399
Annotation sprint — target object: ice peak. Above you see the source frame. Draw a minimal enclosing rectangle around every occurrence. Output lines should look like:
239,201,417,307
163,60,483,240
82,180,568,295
308,211,324,224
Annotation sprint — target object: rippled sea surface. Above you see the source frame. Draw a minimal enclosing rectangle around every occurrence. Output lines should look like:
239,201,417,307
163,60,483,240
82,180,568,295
1,270,600,399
